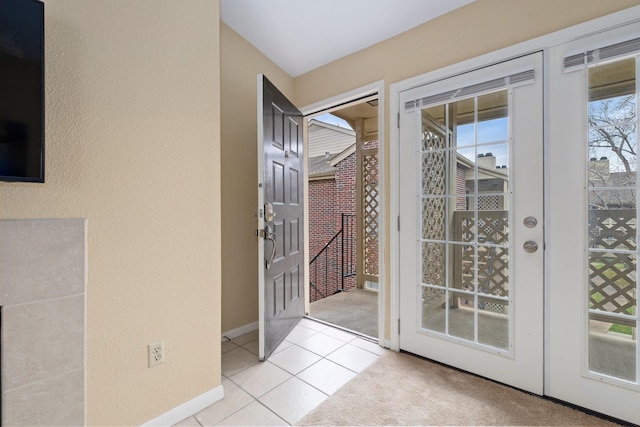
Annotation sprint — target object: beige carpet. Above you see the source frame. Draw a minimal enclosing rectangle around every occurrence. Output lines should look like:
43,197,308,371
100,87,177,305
298,351,619,426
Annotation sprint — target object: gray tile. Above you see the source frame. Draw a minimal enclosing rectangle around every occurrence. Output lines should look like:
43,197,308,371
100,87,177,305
259,377,327,425
221,347,259,377
229,361,291,398
232,330,258,346
215,401,287,426
241,339,259,356
0,218,86,306
195,379,253,426
2,295,84,390
2,368,84,426
221,340,239,354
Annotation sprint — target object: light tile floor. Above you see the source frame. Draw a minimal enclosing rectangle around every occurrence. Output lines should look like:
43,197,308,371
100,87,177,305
175,318,387,426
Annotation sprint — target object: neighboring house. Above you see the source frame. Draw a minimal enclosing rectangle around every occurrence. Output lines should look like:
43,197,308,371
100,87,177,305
308,119,381,301
307,119,356,157
308,120,358,300
589,156,636,208
307,119,355,260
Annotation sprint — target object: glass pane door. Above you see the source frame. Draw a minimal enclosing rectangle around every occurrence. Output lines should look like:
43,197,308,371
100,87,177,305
399,52,544,394
548,23,640,425
419,90,512,353
587,57,637,383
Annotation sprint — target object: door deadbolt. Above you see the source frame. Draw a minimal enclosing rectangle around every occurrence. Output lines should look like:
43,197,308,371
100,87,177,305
264,202,276,222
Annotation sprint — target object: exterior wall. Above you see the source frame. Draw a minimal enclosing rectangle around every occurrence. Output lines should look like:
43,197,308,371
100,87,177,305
0,1,221,425
338,152,357,291
220,23,295,332
336,152,357,220
309,148,383,301
308,152,358,301
308,121,355,157
309,178,337,258
293,0,640,340
308,178,339,302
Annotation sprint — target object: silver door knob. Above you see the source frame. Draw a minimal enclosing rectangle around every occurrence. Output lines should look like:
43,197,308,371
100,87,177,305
523,241,538,253
523,216,537,228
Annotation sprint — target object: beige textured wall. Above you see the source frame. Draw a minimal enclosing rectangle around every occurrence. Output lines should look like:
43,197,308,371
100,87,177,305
293,0,640,340
295,0,640,106
220,23,294,333
0,1,221,425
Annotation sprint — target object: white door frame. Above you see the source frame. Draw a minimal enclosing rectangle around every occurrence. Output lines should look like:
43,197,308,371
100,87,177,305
301,80,386,346
390,5,640,355
397,51,545,393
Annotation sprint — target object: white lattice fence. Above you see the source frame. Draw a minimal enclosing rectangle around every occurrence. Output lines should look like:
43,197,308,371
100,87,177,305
453,211,509,314
363,150,379,276
588,209,637,317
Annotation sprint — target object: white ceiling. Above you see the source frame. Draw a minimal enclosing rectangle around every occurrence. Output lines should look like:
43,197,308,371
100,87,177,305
220,0,475,77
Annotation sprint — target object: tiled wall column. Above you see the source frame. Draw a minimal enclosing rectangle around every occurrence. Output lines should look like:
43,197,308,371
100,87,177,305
0,219,86,426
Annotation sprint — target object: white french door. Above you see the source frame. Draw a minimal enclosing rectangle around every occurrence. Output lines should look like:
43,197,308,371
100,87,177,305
398,53,544,394
547,24,640,425
396,20,640,424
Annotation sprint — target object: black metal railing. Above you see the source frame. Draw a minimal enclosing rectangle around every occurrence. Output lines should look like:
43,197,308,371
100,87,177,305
309,214,356,302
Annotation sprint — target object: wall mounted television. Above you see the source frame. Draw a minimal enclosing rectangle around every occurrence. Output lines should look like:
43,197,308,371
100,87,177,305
0,0,44,182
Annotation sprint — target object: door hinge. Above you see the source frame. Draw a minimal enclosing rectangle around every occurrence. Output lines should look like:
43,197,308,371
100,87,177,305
397,216,400,231
397,112,400,128
398,318,401,335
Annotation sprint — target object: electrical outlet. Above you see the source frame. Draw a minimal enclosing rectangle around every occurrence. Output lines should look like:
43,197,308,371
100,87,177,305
148,341,164,367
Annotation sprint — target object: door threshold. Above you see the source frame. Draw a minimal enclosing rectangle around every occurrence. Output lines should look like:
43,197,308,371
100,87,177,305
304,315,378,343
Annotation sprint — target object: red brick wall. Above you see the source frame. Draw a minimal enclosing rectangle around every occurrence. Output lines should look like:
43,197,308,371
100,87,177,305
336,152,356,220
308,142,382,301
308,178,337,258
309,177,340,302
336,152,357,292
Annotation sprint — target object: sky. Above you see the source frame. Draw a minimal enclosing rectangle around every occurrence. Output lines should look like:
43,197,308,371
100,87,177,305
314,113,352,129
314,112,510,167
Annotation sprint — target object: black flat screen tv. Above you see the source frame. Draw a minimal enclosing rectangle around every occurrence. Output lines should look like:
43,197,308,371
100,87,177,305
0,0,44,182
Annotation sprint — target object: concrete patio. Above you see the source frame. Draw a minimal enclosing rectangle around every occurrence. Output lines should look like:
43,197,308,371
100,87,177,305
309,288,378,338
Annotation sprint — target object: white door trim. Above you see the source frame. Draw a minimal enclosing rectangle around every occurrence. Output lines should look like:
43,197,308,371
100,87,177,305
390,3,640,354
300,80,386,346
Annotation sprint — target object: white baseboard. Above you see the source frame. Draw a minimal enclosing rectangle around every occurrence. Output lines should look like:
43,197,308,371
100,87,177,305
141,385,224,427
222,321,258,341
